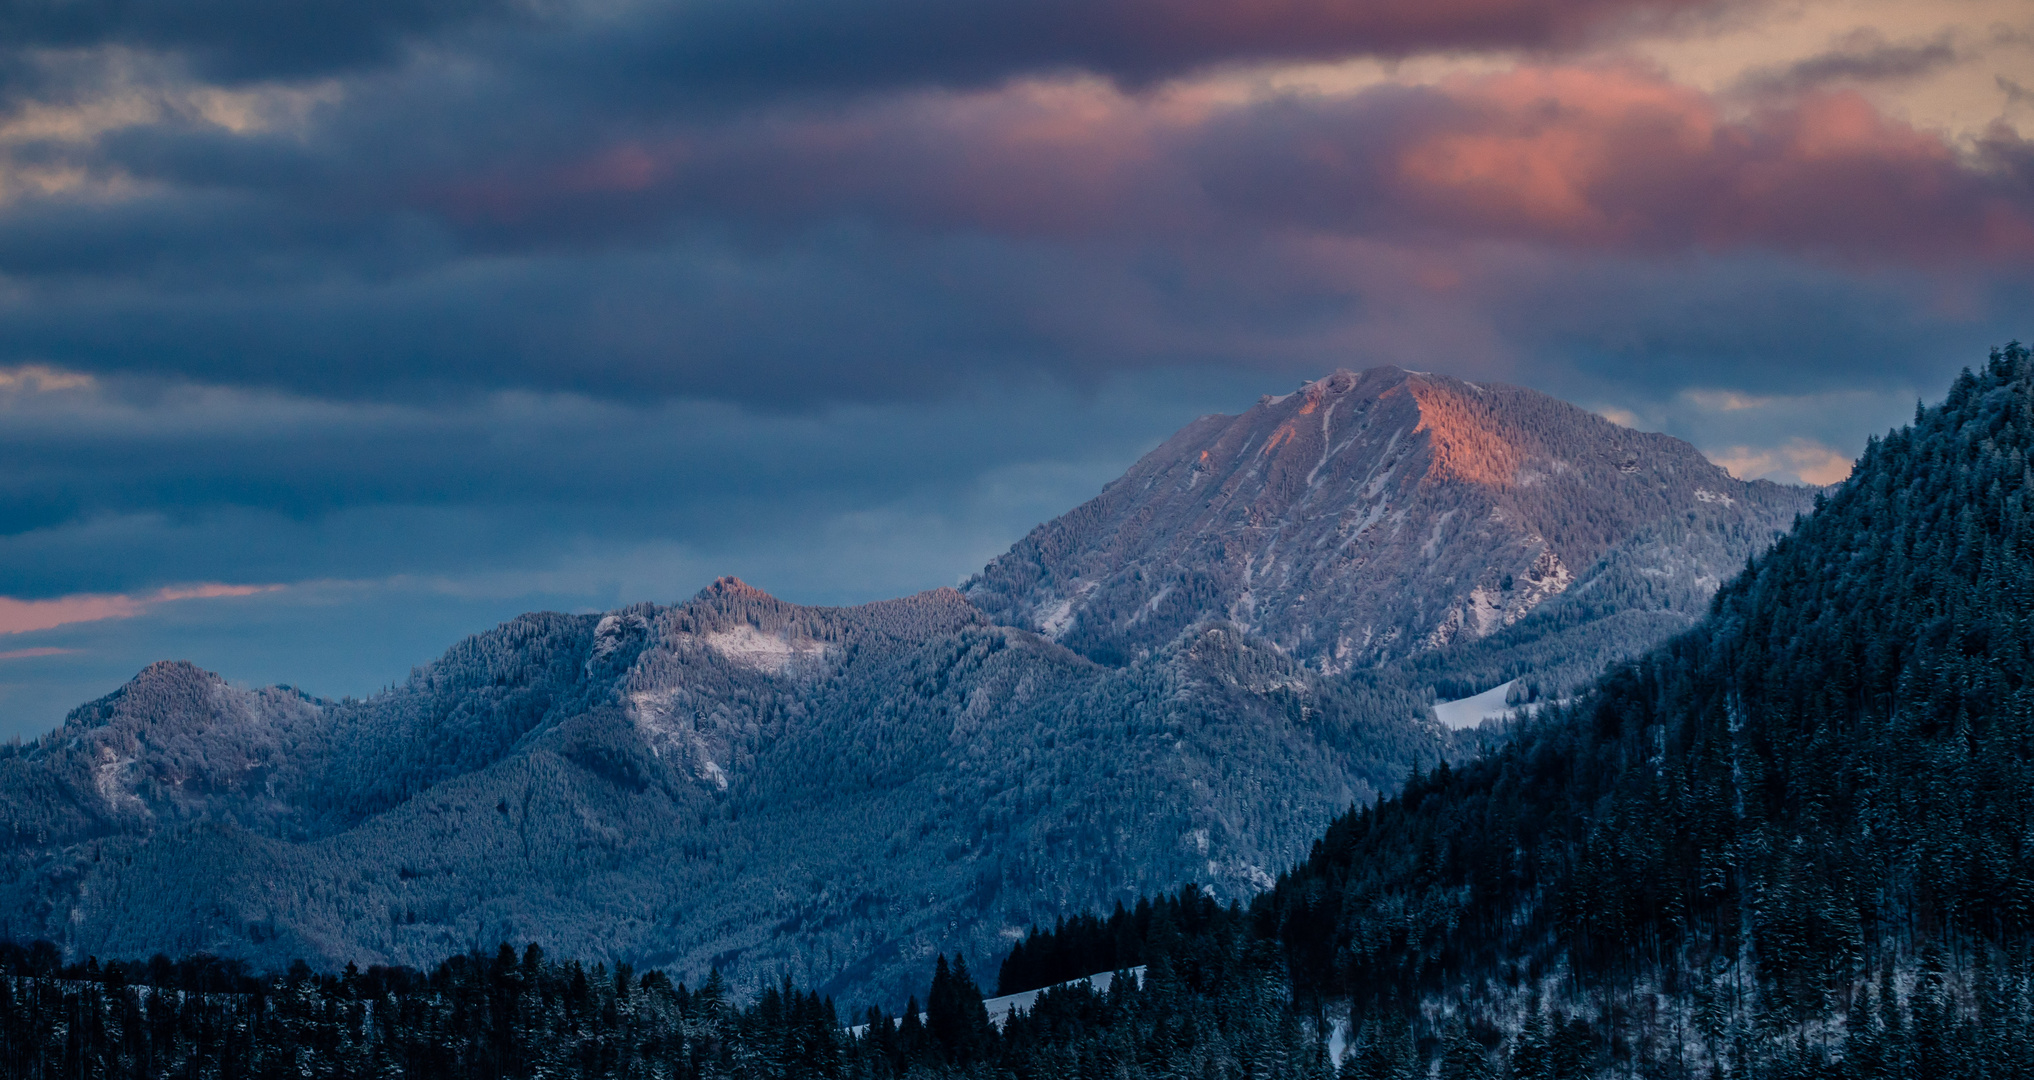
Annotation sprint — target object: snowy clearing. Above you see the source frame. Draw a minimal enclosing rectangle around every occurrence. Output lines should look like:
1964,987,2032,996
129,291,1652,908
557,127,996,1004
1431,680,1520,730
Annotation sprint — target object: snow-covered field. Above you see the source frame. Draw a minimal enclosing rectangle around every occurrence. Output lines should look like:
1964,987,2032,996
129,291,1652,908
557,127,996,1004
1431,680,1520,730
852,967,1147,1036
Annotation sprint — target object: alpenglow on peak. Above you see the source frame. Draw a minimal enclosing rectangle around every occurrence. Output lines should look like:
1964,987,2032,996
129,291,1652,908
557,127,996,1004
966,365,1811,673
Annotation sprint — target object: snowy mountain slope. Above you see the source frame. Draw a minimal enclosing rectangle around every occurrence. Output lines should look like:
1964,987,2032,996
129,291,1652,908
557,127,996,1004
0,579,1434,1009
0,367,1814,1008
966,366,1811,690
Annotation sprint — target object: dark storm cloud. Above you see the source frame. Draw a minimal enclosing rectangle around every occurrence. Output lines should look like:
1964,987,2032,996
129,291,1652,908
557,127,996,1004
0,0,1733,110
537,0,1736,106
1478,252,2030,398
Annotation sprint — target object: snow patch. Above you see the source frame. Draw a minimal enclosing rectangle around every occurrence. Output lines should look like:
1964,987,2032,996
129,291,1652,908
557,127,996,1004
1036,597,1076,639
624,684,742,789
1432,681,1523,730
1302,401,1342,487
1421,511,1455,559
93,748,145,813
698,625,827,674
1128,584,1175,626
854,968,1147,1036
1694,487,1736,506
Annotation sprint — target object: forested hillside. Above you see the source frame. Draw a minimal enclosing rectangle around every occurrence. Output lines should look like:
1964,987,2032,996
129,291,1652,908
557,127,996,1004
974,343,2034,1075
0,899,1337,1080
1261,345,2033,1049
0,581,1437,1012
1241,343,2034,1074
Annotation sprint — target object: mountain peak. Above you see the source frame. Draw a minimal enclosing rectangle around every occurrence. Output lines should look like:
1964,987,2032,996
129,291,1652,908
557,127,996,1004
132,658,220,685
62,659,225,732
1243,366,1643,492
967,367,1813,672
700,575,772,600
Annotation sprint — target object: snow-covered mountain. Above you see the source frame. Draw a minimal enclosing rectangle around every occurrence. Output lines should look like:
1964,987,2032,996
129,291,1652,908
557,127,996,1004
0,580,1424,1009
0,366,1813,1008
968,366,1810,691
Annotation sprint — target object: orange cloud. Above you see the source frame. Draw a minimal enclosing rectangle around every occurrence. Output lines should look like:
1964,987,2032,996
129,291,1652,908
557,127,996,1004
1709,439,1854,485
0,365,94,393
0,647,79,661
0,584,282,636
418,60,2033,266
1385,66,2034,261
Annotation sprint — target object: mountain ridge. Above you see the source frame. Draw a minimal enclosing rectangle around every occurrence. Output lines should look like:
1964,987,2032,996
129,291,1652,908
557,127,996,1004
0,365,1812,1008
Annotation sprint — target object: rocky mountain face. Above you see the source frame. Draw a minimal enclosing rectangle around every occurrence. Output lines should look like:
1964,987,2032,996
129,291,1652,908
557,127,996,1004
0,366,1812,1009
967,366,1811,692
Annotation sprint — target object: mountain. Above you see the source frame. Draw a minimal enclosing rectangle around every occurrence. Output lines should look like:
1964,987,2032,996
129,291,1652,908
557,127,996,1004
967,366,1811,695
1232,344,2034,1074
9,350,2017,1080
0,365,1808,1010
0,579,1434,1008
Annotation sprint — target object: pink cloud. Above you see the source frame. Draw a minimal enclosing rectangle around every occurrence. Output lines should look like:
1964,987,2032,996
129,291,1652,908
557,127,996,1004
0,584,282,636
0,647,81,661
411,64,2034,268
1375,67,2034,262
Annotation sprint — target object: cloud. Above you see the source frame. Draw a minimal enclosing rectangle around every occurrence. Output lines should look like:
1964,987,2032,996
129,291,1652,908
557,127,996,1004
2004,76,2034,110
0,583,277,635
0,646,77,660
1680,390,1776,412
1197,66,2034,263
1708,438,1855,485
0,54,2016,413
1732,30,1962,98
0,363,1252,597
0,0,1737,112
0,0,514,85
365,64,2034,267
584,0,1742,101
0,364,93,392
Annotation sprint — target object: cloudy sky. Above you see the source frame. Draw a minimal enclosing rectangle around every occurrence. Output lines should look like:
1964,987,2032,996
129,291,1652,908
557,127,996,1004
0,0,2026,735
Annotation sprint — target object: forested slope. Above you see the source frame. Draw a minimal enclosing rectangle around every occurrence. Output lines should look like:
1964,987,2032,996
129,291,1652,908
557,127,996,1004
0,581,1439,1011
1246,343,2034,1074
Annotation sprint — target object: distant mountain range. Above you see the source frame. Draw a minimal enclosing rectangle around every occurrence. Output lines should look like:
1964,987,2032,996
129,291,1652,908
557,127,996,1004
0,366,1812,1008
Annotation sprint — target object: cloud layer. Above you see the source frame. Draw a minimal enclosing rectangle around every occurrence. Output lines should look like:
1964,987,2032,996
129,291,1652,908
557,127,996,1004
0,0,2024,731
